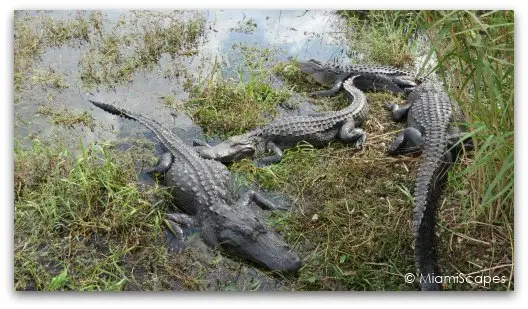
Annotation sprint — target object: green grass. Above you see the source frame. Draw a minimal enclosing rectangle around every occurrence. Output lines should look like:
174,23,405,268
37,106,95,129
13,10,513,291
14,139,203,291
14,11,206,91
337,10,419,68
14,13,96,91
272,60,328,94
229,17,258,34
79,11,205,90
41,14,90,46
31,67,70,90
334,10,514,290
421,11,514,221
230,93,420,290
185,58,291,137
422,11,514,289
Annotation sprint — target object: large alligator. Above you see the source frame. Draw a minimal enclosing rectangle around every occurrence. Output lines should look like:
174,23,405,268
386,81,470,291
196,76,368,165
88,99,302,273
296,59,423,97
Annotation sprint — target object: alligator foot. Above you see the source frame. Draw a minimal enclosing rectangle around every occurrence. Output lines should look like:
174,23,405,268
447,133,475,153
339,119,366,149
253,142,284,167
351,129,366,149
253,156,280,168
144,152,173,176
386,102,412,122
236,190,289,211
388,127,423,156
164,213,197,253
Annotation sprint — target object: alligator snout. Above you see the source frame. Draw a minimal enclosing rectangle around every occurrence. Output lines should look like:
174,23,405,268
198,141,255,162
219,228,302,273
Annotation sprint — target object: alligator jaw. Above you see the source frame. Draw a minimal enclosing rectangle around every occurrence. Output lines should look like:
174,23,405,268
296,59,342,86
198,134,257,163
218,227,302,273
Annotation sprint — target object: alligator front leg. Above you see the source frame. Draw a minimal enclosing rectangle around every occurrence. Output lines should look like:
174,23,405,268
338,119,366,148
388,127,423,156
392,76,418,89
386,102,413,122
253,142,283,167
192,139,212,147
144,152,173,176
308,79,344,98
192,139,212,154
234,190,288,211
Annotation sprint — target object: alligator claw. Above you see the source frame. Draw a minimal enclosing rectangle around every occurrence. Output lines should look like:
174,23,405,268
353,133,367,149
164,213,197,253
164,218,184,239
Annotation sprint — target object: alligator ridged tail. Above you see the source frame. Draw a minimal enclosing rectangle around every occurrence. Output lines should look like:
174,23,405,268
89,99,161,132
89,99,137,120
413,133,453,291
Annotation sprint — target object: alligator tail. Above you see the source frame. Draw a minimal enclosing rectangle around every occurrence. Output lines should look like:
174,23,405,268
413,132,453,291
89,99,138,120
88,99,163,131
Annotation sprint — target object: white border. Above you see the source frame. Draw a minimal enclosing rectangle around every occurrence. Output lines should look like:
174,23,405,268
3,1,524,308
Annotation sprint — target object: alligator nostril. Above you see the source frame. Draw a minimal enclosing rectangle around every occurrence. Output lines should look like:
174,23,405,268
287,256,302,272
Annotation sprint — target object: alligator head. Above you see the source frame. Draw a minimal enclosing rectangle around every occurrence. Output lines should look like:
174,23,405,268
201,205,302,273
296,59,346,86
198,133,258,163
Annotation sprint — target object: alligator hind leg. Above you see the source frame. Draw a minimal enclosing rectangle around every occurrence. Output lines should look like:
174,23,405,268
253,142,283,167
308,80,344,98
448,132,475,153
386,102,412,122
339,119,366,148
388,127,423,155
164,213,197,253
144,152,173,176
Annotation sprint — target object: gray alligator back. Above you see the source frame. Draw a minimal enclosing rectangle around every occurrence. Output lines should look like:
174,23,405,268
408,82,453,291
88,100,231,214
261,77,367,138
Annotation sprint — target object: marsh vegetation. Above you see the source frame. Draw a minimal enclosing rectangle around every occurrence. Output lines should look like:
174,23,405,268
14,10,513,291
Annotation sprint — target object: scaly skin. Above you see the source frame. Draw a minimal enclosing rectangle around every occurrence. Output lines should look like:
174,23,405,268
296,59,423,96
196,76,368,165
386,81,468,291
89,99,302,273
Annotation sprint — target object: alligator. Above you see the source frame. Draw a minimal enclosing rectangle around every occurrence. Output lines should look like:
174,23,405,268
195,76,368,165
88,99,302,273
386,81,470,291
296,59,423,97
